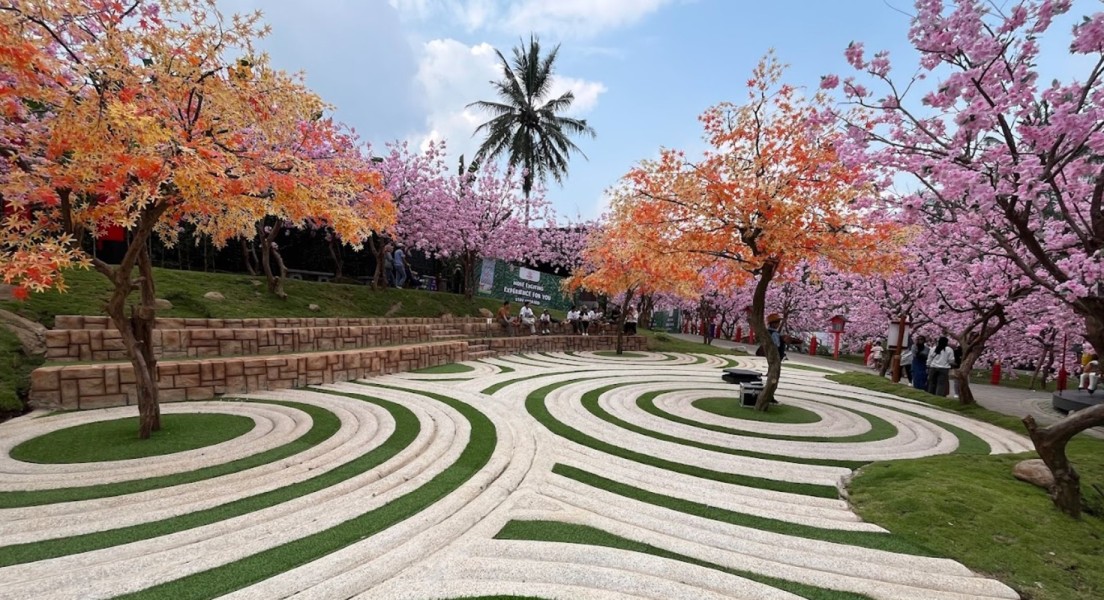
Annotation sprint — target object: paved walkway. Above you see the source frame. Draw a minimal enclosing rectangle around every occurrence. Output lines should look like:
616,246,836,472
0,350,1028,599
672,333,1102,437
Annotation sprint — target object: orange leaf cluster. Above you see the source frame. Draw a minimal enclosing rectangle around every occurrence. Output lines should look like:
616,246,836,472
610,53,899,294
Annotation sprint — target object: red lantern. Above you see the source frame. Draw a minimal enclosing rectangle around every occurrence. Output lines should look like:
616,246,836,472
828,315,847,360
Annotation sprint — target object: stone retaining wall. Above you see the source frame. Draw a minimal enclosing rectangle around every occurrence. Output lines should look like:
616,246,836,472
46,325,442,362
486,334,647,354
53,315,487,330
30,341,470,410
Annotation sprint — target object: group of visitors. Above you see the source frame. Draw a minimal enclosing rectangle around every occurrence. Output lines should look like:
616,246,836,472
497,300,553,336
382,242,414,288
899,335,960,397
566,305,597,336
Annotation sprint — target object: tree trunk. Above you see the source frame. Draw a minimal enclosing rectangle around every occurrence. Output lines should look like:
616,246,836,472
93,204,169,440
1024,405,1104,518
240,238,258,276
1030,345,1050,391
639,294,655,331
326,232,344,280
1021,314,1104,516
615,288,635,355
462,252,476,300
750,260,780,411
259,221,287,299
954,348,983,406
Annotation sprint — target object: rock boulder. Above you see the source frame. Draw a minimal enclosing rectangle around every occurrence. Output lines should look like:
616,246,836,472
1013,459,1055,490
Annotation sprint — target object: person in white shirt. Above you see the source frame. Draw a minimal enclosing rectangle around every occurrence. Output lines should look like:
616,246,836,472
580,307,593,336
624,305,638,335
519,301,536,335
539,309,552,335
566,307,580,335
926,336,956,397
1080,354,1099,394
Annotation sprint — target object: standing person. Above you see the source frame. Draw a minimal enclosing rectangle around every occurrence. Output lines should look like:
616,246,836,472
382,242,395,287
910,336,930,391
539,308,552,335
580,306,592,336
496,300,514,336
519,301,536,335
900,345,914,383
868,341,884,369
767,313,787,360
624,305,638,335
566,306,580,334
393,245,407,288
927,336,955,397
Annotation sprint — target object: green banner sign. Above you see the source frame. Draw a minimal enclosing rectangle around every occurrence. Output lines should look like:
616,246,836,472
476,258,573,311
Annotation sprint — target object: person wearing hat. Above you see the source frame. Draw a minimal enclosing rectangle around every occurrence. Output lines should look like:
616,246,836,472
767,313,786,360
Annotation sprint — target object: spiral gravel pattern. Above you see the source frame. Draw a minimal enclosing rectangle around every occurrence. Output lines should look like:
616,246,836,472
0,352,1031,599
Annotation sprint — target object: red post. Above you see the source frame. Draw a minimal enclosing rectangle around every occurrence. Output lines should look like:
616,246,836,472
699,321,706,337
1057,332,1069,392
864,342,872,366
809,335,818,355
990,362,1001,385
833,332,841,360
749,330,756,344
735,326,742,342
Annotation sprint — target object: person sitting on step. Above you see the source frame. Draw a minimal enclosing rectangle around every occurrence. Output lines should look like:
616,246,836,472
1079,354,1099,394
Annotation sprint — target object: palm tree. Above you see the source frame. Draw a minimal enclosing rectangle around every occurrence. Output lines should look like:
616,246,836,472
468,36,596,223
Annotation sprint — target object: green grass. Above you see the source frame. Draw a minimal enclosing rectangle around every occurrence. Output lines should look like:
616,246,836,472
0,401,339,508
119,383,496,600
553,463,934,555
692,397,822,423
577,384,866,470
495,520,874,600
0,326,42,414
11,413,255,463
0,394,418,568
827,372,1027,431
830,370,1104,600
594,350,646,358
525,380,840,498
0,266,510,327
410,362,475,374
641,329,745,356
784,363,837,374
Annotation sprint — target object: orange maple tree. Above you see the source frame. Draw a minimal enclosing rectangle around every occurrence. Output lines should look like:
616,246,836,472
616,53,897,408
0,0,394,437
565,213,698,354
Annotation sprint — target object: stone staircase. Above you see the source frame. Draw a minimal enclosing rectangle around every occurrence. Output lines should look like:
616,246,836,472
30,315,646,410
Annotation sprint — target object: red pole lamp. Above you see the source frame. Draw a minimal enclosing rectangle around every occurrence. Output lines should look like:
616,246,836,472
829,315,847,361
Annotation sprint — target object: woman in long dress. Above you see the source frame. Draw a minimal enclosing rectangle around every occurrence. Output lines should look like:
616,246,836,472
910,336,930,391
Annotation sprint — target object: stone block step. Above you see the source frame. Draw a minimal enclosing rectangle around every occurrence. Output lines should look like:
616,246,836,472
467,351,496,360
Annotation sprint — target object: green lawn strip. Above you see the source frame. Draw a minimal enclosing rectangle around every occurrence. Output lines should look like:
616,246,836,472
594,351,647,358
641,330,747,357
641,396,900,444
118,385,496,600
849,449,1104,600
0,396,418,567
826,372,1026,433
410,363,475,374
693,397,823,423
552,464,935,556
495,520,873,600
784,364,837,374
11,413,255,464
0,401,339,509
579,384,866,469
821,376,1005,454
526,380,838,498
482,371,561,395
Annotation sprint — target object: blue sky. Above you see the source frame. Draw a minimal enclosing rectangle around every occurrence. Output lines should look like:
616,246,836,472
220,0,1095,220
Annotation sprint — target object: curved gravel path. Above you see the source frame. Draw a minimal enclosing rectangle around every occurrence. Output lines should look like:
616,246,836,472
0,351,1028,599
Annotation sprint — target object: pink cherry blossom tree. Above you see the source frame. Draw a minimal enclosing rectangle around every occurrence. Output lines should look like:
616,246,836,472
830,0,1104,515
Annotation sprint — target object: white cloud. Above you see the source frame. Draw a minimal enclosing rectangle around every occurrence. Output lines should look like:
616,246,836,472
389,0,675,38
410,38,605,164
502,0,674,38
